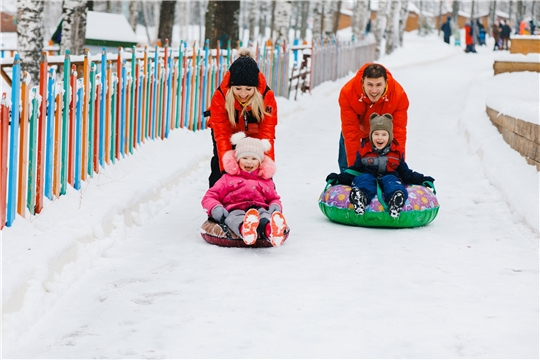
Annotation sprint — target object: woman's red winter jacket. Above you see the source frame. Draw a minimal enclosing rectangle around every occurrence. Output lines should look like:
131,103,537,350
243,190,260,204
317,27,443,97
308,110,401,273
208,71,278,171
338,63,409,167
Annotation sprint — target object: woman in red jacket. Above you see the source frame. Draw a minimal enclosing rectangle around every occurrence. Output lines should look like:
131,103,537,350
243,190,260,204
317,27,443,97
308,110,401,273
207,49,278,187
338,63,409,171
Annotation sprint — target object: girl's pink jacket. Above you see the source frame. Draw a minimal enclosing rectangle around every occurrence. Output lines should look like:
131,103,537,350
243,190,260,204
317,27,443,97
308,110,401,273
201,150,282,215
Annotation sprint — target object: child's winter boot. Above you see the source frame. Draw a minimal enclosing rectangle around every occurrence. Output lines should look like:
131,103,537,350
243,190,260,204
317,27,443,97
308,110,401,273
241,208,260,245
349,187,368,215
388,190,405,218
266,211,287,247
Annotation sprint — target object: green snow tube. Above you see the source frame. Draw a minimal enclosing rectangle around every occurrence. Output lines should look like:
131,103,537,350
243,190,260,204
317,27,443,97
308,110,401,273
319,183,440,228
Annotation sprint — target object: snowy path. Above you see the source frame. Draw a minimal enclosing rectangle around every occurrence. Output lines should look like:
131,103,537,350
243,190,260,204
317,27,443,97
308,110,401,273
6,40,538,358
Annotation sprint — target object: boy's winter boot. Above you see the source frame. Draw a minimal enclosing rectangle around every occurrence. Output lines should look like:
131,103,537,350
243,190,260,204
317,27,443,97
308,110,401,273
241,208,260,245
388,190,405,218
349,187,368,215
266,211,287,247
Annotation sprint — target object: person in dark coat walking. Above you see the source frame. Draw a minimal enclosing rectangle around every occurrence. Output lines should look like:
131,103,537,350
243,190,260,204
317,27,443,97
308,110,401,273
500,20,512,50
441,17,452,44
492,20,501,50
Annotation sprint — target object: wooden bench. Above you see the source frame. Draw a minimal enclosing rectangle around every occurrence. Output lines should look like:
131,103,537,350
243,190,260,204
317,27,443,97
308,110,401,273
493,60,540,75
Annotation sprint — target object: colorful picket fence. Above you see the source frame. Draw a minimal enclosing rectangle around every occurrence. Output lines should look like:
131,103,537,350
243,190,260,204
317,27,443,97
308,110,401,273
0,37,374,229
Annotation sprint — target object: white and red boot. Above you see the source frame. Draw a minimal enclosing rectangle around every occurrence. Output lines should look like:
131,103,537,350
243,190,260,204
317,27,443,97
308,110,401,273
241,208,260,245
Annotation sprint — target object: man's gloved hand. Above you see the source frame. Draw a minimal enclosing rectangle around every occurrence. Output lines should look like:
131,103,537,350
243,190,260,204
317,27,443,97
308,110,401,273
211,206,229,222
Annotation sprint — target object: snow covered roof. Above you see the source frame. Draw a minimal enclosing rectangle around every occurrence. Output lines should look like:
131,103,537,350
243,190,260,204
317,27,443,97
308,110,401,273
407,2,435,17
86,11,138,47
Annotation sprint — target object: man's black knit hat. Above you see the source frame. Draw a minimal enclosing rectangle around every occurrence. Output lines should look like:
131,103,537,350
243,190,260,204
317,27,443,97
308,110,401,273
229,54,259,87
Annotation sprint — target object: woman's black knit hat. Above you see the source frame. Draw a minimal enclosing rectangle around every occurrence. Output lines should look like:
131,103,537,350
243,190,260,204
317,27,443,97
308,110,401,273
229,51,259,87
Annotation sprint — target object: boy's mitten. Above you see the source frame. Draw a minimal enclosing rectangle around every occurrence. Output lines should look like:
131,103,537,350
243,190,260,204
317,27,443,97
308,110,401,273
326,173,339,184
268,204,281,213
422,176,435,184
326,172,354,186
211,206,229,222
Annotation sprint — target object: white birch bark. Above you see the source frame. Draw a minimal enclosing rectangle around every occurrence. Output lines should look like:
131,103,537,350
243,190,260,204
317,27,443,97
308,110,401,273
273,0,292,43
129,1,139,32
353,0,370,39
385,0,400,55
17,0,44,85
488,1,497,36
248,0,257,43
299,0,310,40
398,0,409,46
373,0,388,58
60,0,87,56
311,0,323,39
322,0,335,35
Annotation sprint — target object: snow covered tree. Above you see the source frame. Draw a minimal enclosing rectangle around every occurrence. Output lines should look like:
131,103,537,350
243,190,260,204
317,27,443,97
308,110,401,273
16,0,44,85
258,1,267,39
398,0,409,46
205,1,240,48
273,0,292,43
353,0,370,39
373,0,388,58
60,0,88,56
385,0,400,55
322,0,336,35
158,1,176,45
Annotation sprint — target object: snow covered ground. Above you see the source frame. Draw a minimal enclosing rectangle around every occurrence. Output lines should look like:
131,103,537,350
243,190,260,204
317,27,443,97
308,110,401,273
2,32,539,358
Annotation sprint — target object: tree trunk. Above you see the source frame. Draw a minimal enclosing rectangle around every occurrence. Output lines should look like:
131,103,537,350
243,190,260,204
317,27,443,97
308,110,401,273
270,1,276,41
516,1,523,22
488,1,497,37
332,0,342,34
17,0,44,85
273,0,292,43
299,1,310,40
322,0,335,35
353,0,369,39
398,0,409,46
129,1,139,32
157,1,175,46
60,0,88,56
205,1,240,48
248,0,256,43
438,0,443,35
373,0,387,58
470,0,475,22
385,0,399,55
452,0,459,25
418,1,424,35
311,0,323,39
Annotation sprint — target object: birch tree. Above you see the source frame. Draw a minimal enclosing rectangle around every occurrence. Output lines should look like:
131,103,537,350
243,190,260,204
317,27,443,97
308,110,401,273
398,0,409,46
205,1,240,48
299,1,310,40
16,0,44,85
353,0,370,39
452,0,459,25
332,0,342,34
488,1,497,36
322,0,336,35
258,1,267,39
385,0,400,55
60,0,88,56
129,1,139,32
311,0,324,39
248,0,257,43
373,0,388,58
273,0,292,43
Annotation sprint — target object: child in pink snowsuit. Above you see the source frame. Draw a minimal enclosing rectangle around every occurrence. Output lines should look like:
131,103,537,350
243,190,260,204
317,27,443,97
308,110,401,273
201,132,288,246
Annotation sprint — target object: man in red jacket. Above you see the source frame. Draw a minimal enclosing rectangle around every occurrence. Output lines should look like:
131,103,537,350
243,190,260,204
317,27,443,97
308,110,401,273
338,63,409,171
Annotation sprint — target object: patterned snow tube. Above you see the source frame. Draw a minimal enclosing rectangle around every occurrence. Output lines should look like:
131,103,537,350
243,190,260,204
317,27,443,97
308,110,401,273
200,220,290,248
319,183,439,228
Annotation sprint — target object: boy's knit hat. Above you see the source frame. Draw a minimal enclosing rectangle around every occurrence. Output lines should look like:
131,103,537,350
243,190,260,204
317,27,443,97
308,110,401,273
369,113,394,144
229,49,260,87
231,132,271,162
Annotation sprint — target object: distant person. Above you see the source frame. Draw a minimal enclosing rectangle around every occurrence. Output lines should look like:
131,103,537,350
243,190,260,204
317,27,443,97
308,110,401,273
477,19,487,45
529,19,536,35
201,133,288,247
441,16,452,44
492,20,501,50
326,113,435,218
464,20,477,53
453,27,461,46
338,63,409,172
206,49,278,187
500,20,511,50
